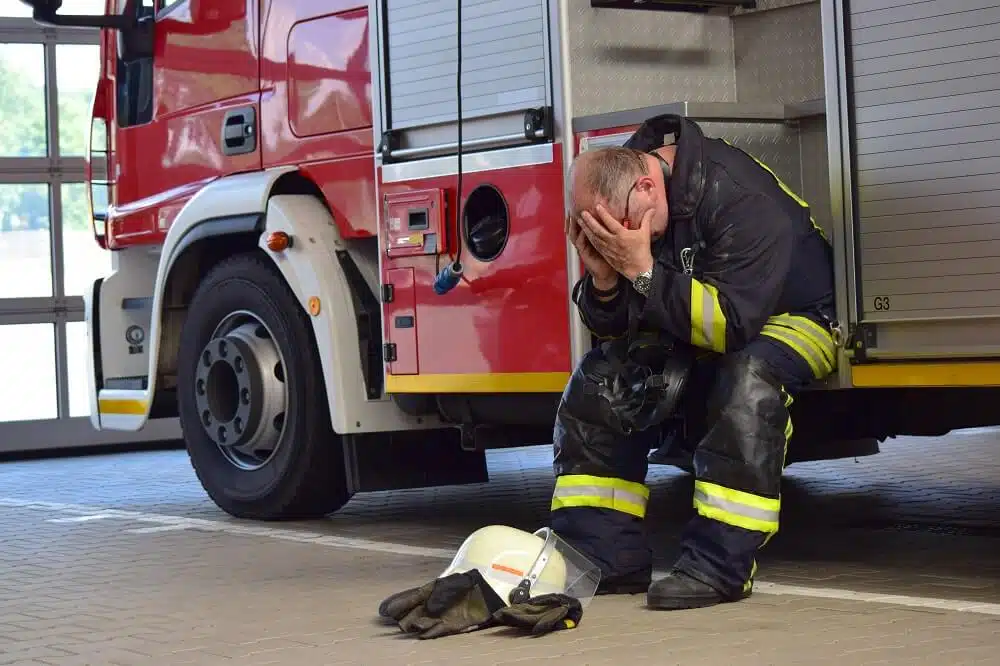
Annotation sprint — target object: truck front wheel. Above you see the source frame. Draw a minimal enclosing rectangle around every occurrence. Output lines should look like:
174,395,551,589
176,252,351,520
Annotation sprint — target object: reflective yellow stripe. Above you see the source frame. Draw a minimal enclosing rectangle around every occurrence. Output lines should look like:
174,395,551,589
693,480,780,534
851,361,1000,387
761,326,824,378
743,559,758,594
689,279,727,353
385,372,571,394
98,398,148,415
760,313,837,379
551,474,650,519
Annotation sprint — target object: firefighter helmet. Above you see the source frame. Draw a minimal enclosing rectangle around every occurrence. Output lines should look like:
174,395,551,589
439,525,602,607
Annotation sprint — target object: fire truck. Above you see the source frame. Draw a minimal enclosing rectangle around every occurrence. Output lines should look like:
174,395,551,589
24,0,1000,520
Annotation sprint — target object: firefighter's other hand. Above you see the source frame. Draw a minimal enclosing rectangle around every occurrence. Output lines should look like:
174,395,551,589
566,212,616,284
579,205,654,282
492,593,584,635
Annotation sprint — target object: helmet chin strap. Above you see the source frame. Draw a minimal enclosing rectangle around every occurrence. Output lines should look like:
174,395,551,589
508,528,560,604
649,149,672,186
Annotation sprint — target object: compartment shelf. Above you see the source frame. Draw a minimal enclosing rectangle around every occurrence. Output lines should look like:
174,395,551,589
572,99,826,134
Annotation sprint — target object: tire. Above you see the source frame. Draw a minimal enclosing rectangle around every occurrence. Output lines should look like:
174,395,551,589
176,252,351,520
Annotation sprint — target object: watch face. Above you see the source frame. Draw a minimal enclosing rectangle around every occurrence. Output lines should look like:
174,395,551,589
634,275,651,294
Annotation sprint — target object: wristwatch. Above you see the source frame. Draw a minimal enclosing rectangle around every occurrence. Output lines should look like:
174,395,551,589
631,267,654,296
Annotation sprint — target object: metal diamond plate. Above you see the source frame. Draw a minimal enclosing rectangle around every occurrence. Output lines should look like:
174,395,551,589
798,116,834,238
569,4,737,117
733,1,824,104
701,121,803,193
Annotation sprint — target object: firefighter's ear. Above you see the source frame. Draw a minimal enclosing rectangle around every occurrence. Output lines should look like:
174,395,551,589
635,174,657,195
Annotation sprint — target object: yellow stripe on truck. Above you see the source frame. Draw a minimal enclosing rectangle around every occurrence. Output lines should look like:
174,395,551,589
98,398,149,415
384,372,571,394
851,361,1000,388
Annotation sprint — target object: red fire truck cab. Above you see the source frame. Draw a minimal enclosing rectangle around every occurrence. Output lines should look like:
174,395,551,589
25,0,1000,520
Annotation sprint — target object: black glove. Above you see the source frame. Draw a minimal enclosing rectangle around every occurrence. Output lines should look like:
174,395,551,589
377,570,506,639
492,593,583,635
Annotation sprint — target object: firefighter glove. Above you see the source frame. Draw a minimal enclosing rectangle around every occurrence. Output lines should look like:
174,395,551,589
492,593,584,635
377,569,505,639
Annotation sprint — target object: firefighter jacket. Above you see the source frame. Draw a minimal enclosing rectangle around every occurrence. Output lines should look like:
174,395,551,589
576,114,837,371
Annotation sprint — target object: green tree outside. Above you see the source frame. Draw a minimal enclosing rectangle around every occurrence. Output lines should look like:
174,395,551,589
0,52,98,233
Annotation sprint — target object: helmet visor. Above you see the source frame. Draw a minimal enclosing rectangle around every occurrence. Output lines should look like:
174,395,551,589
508,527,602,608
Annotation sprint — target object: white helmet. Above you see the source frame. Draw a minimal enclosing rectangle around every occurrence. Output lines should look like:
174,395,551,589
440,525,602,608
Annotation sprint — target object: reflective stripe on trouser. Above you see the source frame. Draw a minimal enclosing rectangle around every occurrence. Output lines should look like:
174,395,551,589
549,474,653,580
693,480,781,534
551,343,658,580
551,475,649,518
673,346,802,600
760,313,837,380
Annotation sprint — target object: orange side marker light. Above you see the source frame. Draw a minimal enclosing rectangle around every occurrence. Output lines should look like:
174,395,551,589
266,231,292,252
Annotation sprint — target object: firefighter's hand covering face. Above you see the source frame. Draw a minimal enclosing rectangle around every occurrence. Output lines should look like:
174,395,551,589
565,212,617,285
578,204,655,283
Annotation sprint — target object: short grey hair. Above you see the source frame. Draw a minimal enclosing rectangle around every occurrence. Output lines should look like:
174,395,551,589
571,146,649,206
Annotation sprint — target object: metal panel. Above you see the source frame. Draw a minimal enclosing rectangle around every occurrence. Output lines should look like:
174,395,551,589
385,0,548,130
567,2,736,117
1,417,182,455
797,116,834,240
701,122,804,196
847,0,1000,355
732,1,824,105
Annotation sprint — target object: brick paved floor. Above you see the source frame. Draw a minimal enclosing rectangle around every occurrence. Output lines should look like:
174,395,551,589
1,430,999,664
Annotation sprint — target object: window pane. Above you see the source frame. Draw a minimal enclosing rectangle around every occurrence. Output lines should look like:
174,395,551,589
0,44,47,158
0,4,32,17
0,324,57,422
62,183,111,297
57,45,102,157
67,320,93,418
2,1,108,16
65,0,108,13
0,184,53,299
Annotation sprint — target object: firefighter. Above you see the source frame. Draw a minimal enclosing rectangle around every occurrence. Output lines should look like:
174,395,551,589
551,113,838,610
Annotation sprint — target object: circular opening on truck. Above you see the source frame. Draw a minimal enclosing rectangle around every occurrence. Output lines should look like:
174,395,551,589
462,184,510,262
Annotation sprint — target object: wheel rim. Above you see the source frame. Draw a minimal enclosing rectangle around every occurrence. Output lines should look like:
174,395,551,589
193,310,288,471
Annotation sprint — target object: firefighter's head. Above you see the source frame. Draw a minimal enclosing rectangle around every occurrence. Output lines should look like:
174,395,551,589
568,146,672,238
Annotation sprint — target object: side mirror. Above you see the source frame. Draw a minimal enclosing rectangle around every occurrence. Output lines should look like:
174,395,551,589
20,0,154,61
19,0,138,30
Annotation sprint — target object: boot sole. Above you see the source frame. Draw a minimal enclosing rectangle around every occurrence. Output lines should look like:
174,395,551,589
646,588,751,610
645,590,725,610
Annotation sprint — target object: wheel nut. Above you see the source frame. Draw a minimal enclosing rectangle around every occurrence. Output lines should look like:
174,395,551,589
196,379,205,396
219,340,228,358
218,426,227,443
202,410,211,426
235,356,244,373
202,350,212,367
241,388,251,405
234,417,243,434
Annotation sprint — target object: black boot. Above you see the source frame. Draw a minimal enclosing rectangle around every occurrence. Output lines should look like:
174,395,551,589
646,568,749,610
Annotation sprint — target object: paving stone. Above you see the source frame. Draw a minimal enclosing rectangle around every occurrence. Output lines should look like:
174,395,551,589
0,432,999,664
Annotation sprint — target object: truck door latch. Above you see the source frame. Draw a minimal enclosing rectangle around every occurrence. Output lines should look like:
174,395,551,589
221,107,257,156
